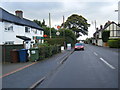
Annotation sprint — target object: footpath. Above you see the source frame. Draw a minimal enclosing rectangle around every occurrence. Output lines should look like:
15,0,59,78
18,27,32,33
2,49,74,79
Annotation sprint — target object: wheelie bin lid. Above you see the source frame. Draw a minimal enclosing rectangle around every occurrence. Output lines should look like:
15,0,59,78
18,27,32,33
19,49,28,51
11,49,19,51
29,47,38,50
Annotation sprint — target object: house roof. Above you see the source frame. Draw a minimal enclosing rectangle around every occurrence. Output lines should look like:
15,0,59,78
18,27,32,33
103,21,120,30
0,7,44,31
93,21,120,36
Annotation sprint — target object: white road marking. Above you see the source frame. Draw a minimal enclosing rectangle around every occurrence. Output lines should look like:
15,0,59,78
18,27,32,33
100,58,116,69
94,52,98,56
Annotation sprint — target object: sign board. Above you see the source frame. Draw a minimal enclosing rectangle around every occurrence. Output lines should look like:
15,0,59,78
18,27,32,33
67,43,71,50
56,31,60,36
57,26,61,29
61,46,64,51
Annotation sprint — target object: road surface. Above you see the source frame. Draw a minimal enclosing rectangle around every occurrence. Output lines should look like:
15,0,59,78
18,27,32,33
37,44,118,88
2,44,119,89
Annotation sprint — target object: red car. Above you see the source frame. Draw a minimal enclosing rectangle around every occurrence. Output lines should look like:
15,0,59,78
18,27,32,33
74,43,84,51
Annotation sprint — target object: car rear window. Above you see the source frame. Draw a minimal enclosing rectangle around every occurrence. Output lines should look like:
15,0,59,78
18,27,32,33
75,43,83,46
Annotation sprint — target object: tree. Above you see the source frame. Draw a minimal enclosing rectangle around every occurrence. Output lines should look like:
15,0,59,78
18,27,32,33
42,19,46,26
61,14,90,38
33,20,42,27
34,19,57,38
58,29,76,47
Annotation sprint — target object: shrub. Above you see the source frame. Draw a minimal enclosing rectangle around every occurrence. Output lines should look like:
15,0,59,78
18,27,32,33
108,39,120,48
45,46,53,58
102,30,110,42
33,44,61,60
38,46,45,60
44,38,64,46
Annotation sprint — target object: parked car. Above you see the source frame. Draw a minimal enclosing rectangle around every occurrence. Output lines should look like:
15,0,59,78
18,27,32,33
74,43,84,51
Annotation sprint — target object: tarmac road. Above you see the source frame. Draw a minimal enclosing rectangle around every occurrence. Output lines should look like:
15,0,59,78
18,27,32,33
36,44,118,88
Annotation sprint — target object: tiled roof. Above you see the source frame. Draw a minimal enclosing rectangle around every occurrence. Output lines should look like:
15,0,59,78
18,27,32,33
0,7,44,31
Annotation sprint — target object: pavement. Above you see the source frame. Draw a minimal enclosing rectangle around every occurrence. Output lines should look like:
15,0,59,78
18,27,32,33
2,49,74,77
2,49,74,88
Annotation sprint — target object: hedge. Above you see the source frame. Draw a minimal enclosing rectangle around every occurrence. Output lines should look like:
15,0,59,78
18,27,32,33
32,45,61,61
38,46,45,60
108,39,120,48
44,38,65,46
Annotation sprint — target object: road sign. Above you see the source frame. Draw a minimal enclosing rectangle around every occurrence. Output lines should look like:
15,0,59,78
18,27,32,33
57,26,61,29
56,31,60,36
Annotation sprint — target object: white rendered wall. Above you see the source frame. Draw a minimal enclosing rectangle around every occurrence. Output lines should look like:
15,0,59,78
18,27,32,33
97,39,103,46
1,21,44,45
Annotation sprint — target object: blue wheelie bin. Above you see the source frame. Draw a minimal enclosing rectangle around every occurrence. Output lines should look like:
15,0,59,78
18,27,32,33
18,49,28,62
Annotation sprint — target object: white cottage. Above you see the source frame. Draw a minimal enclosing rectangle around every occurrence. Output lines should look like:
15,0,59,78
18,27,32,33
93,21,120,46
0,8,44,49
104,22,120,39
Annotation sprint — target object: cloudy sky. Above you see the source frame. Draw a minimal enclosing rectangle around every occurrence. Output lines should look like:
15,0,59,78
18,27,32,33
0,0,119,39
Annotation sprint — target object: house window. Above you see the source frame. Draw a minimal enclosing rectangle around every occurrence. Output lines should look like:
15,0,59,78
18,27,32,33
111,30,114,37
116,30,120,37
4,23,13,32
35,29,37,34
5,41,14,45
25,27,30,33
40,31,42,35
117,26,120,30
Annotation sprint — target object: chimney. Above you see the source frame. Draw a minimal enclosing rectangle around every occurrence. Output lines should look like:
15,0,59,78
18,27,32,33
107,21,111,24
100,25,103,30
15,10,23,18
96,28,99,31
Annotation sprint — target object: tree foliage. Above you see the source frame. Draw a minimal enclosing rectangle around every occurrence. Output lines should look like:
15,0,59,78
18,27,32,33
61,14,90,37
102,30,110,42
33,20,42,27
58,29,76,47
33,19,57,38
33,19,77,47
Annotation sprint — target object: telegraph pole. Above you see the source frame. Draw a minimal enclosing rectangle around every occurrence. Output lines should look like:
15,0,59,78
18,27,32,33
63,15,66,49
49,13,52,38
115,1,120,24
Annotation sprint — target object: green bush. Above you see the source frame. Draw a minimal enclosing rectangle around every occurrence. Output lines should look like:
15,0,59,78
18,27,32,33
108,39,120,48
102,30,110,42
34,45,61,60
52,45,57,54
45,46,53,58
44,38,64,46
38,46,45,60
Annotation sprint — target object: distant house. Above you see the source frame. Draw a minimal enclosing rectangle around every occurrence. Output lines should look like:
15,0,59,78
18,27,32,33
93,21,120,46
104,21,120,39
0,7,44,49
93,26,103,46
